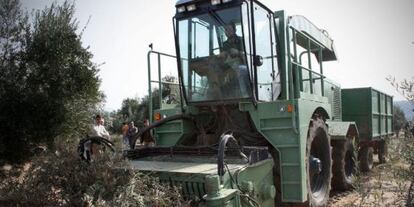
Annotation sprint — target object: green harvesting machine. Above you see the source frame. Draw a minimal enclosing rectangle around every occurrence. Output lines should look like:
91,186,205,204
126,0,393,206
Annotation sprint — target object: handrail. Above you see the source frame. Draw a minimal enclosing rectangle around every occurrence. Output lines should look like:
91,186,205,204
150,80,180,85
291,61,325,78
148,50,177,59
147,50,179,124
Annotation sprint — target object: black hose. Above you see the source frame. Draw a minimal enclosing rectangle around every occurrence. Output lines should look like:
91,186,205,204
129,114,196,149
78,136,115,162
217,131,248,180
79,136,115,152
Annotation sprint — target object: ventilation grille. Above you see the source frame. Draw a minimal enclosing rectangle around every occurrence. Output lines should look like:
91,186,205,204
160,177,206,200
333,86,342,120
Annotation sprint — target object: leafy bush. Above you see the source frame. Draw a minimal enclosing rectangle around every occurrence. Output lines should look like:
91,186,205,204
1,143,185,206
400,135,414,206
393,105,407,133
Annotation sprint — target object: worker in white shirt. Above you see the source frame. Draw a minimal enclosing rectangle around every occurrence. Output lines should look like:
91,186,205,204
78,115,115,161
79,115,110,161
90,114,110,140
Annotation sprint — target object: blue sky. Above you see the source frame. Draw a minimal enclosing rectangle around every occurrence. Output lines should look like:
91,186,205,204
22,0,414,110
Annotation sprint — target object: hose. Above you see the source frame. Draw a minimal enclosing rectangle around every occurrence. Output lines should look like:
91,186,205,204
129,114,196,149
217,131,248,182
78,136,115,162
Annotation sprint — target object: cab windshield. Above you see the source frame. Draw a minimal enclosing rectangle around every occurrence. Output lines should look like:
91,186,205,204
177,7,251,103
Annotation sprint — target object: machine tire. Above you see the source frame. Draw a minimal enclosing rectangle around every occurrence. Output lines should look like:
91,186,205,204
331,139,356,191
306,118,332,207
359,146,374,172
378,139,388,164
269,148,284,207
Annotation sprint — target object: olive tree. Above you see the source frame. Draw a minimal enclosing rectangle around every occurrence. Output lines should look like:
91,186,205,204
0,0,102,162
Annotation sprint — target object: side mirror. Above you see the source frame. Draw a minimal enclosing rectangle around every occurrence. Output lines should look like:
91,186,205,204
254,55,263,67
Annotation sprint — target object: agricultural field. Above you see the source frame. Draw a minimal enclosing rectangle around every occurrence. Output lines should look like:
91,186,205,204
330,134,414,207
1,133,413,206
0,138,186,206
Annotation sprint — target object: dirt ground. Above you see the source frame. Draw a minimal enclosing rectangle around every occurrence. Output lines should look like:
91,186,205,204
329,137,413,207
329,165,410,206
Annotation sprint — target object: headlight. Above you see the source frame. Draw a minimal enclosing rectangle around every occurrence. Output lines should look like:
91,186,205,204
211,0,221,5
177,6,186,13
222,0,232,3
186,4,197,12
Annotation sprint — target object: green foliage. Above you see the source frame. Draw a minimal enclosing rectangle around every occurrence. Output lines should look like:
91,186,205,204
0,0,32,161
120,98,145,124
0,143,185,206
393,105,407,131
387,77,414,204
0,0,102,162
0,0,29,68
108,98,145,134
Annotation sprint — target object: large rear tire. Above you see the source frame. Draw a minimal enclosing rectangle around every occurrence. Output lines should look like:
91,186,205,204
306,118,332,207
359,146,374,172
331,139,356,191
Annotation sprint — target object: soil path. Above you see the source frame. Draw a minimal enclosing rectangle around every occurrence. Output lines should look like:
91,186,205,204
329,161,410,206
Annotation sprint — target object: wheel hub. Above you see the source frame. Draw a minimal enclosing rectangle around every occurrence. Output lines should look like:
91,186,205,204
310,155,322,175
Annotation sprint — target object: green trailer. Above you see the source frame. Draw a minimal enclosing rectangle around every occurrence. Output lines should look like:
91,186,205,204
124,0,393,206
342,87,393,170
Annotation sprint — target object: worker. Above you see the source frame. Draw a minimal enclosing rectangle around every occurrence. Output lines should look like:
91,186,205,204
141,119,155,147
121,122,129,149
90,115,110,140
219,21,250,98
220,22,244,67
222,23,243,56
80,114,111,161
127,121,139,142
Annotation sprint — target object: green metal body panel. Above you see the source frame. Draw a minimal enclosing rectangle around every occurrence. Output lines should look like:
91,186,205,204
153,108,191,146
205,188,241,207
240,94,331,202
323,79,342,121
130,156,275,206
235,160,276,206
342,87,393,141
326,121,359,140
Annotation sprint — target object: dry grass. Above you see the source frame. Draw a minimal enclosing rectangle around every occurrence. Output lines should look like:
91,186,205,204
1,134,412,207
329,135,414,207
0,141,185,207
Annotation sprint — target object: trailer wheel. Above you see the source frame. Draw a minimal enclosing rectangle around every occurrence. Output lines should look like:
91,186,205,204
306,118,332,207
378,139,387,164
331,139,356,191
359,146,374,172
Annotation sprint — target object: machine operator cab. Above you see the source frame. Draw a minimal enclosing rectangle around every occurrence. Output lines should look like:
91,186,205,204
175,0,280,104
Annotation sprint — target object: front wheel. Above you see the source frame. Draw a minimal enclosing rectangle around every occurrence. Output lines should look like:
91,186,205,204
306,118,332,207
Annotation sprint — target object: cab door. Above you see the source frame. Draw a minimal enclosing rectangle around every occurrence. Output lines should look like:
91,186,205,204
252,2,279,101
